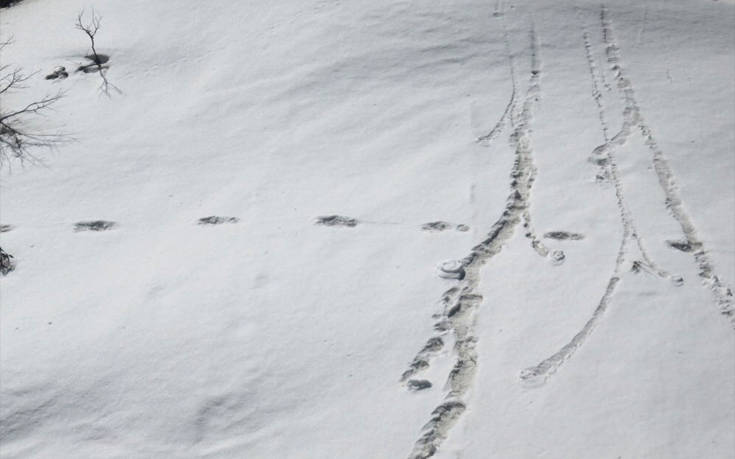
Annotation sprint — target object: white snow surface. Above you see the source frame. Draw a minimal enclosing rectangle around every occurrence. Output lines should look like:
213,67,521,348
1,0,734,458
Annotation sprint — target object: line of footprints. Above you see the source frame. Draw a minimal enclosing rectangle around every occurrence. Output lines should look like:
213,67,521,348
10,214,700,281
1,215,691,271
1,213,691,296
0,215,602,281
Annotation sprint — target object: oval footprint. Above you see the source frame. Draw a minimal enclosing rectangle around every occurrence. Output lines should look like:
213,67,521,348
315,215,358,227
198,216,239,225
438,260,465,280
74,220,116,232
543,231,584,241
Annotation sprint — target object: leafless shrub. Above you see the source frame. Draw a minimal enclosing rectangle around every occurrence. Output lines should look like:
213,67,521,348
0,39,65,167
76,9,119,95
0,246,15,275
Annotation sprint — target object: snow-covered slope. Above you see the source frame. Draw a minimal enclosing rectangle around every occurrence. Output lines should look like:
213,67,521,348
1,1,733,458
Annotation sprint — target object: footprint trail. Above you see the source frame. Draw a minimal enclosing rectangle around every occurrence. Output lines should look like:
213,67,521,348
520,4,732,388
403,23,548,459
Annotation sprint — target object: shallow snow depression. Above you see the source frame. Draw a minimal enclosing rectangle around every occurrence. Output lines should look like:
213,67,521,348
1,0,733,458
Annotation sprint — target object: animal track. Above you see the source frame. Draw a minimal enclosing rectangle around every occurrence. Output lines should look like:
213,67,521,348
437,260,465,280
407,379,433,391
401,336,446,382
544,231,585,241
631,260,683,286
521,8,659,387
422,221,452,232
405,23,547,459
198,216,239,225
520,4,728,388
522,212,558,262
421,222,470,233
74,220,116,232
315,215,358,227
410,401,466,459
666,239,692,252
0,224,13,233
45,66,68,80
550,250,566,265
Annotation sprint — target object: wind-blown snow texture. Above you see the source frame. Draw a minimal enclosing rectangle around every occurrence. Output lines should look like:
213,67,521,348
1,1,733,458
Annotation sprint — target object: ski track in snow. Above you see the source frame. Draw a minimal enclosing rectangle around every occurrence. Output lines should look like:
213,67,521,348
402,21,547,459
479,13,558,265
598,5,733,320
477,14,516,145
520,4,734,388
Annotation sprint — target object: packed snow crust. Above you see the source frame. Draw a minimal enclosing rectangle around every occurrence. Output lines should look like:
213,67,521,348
1,0,733,458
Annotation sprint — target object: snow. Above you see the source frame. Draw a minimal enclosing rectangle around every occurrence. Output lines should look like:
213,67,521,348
1,0,733,458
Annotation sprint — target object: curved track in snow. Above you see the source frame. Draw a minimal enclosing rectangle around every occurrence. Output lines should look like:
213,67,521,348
403,5,735,456
521,4,733,388
402,20,549,458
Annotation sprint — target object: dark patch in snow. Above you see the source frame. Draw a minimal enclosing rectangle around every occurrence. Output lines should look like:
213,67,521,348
77,54,110,73
421,337,444,353
400,359,429,382
422,221,470,232
543,231,585,241
433,322,450,333
422,221,452,232
407,379,432,391
45,66,69,80
0,224,13,233
74,220,116,232
86,54,109,65
410,401,466,458
198,216,239,225
315,215,358,227
0,0,22,8
1,247,15,275
666,239,692,252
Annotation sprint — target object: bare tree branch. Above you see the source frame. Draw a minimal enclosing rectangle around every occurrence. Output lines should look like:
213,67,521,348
0,67,32,93
75,8,101,60
0,41,67,167
75,8,119,96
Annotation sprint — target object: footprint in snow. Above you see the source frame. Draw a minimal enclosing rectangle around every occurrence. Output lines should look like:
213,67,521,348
666,239,692,252
438,260,465,280
74,220,116,232
315,215,358,227
198,216,239,225
550,250,566,265
406,379,432,391
421,221,470,232
45,66,68,80
543,231,585,241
